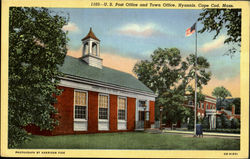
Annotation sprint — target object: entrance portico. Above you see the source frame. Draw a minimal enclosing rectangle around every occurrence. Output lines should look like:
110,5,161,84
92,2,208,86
135,99,150,130
206,109,216,129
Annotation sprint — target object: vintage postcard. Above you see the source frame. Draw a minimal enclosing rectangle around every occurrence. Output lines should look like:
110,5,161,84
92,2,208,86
1,0,249,158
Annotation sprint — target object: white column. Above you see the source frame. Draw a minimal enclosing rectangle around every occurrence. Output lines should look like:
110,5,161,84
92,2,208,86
135,99,138,121
88,41,92,55
97,43,100,57
82,45,85,56
214,115,216,128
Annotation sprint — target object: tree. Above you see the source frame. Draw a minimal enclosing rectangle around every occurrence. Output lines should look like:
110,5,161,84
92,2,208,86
232,98,241,114
212,86,232,108
231,118,240,129
201,117,209,129
9,7,68,147
187,109,195,130
133,48,211,126
220,113,231,129
198,9,241,55
216,117,222,129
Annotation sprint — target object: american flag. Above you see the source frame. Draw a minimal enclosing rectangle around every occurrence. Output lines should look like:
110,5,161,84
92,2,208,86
185,23,196,37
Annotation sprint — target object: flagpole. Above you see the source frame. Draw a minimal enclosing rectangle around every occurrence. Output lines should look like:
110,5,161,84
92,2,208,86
194,23,197,136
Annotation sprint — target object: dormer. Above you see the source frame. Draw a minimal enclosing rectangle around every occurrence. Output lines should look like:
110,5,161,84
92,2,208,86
81,28,103,69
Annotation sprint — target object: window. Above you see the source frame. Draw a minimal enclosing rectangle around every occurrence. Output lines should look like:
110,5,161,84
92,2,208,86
118,97,126,120
99,94,109,120
188,100,193,105
206,104,209,109
139,111,145,121
139,100,146,107
202,103,204,109
212,105,216,109
74,91,87,119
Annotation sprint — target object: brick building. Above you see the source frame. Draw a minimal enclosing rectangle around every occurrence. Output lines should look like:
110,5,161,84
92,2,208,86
217,106,240,120
184,95,217,129
27,28,156,135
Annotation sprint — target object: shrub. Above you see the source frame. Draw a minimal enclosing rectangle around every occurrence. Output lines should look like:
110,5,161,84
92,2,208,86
224,118,231,128
216,117,222,128
201,117,209,129
220,113,231,128
231,118,240,129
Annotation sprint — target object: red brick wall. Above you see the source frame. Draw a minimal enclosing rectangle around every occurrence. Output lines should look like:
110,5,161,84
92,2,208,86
25,125,52,136
109,94,118,131
149,101,155,124
127,97,136,130
27,86,149,135
88,91,99,133
52,86,74,135
26,86,75,135
197,101,205,117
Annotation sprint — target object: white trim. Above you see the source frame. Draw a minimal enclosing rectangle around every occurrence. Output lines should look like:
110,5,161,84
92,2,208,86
98,93,109,120
205,97,217,103
135,99,139,121
73,89,88,131
98,93,110,131
59,78,155,101
117,96,127,130
61,75,156,98
136,99,148,121
117,96,127,121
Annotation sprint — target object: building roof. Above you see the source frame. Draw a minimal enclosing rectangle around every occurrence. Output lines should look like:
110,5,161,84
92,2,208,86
223,110,232,116
59,56,154,94
81,28,100,41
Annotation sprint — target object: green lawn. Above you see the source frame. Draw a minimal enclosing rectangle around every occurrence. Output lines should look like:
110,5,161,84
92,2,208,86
18,132,240,150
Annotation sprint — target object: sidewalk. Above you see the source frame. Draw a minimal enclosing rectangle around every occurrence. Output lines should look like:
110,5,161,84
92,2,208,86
162,129,240,139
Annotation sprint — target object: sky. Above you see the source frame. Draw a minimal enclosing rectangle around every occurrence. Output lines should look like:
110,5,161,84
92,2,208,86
52,8,240,98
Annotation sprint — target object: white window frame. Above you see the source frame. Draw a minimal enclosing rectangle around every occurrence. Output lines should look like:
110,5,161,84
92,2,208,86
201,103,204,109
212,104,215,109
98,93,110,122
73,90,88,122
139,100,147,108
117,96,127,122
138,99,148,121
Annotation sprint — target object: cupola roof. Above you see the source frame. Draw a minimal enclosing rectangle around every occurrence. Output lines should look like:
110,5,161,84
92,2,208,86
81,27,100,41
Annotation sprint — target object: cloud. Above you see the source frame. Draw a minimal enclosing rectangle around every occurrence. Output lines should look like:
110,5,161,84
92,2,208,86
202,75,240,98
211,64,240,81
62,22,80,32
102,46,149,60
117,23,165,38
199,35,226,53
101,53,138,76
67,46,82,58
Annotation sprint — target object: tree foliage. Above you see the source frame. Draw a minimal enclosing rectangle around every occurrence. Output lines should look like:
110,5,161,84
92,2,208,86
216,117,222,129
198,9,241,55
201,117,209,129
231,118,240,129
220,113,231,129
212,86,232,107
133,48,211,125
232,98,241,114
8,7,68,147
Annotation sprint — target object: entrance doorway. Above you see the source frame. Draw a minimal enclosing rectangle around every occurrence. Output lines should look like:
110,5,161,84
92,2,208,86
137,111,145,129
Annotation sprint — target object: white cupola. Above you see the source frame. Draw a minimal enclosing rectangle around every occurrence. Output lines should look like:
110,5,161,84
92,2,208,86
81,28,103,69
